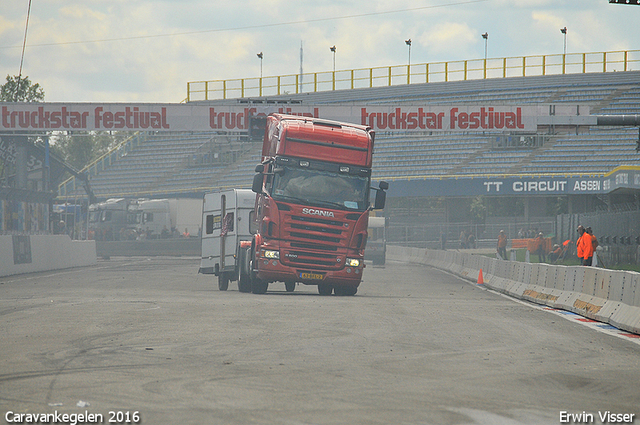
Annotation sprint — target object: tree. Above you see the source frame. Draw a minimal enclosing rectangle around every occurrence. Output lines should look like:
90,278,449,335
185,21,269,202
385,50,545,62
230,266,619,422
53,132,131,171
0,74,45,102
469,196,487,224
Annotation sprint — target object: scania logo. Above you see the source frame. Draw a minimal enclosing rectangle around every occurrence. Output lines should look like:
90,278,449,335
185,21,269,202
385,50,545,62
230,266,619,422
302,208,335,218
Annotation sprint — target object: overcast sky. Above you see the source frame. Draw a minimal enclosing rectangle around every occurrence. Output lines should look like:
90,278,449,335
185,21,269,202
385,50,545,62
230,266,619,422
1,0,639,103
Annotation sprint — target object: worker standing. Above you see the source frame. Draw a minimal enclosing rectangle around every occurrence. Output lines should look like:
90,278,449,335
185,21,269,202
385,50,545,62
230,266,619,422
576,225,594,266
497,230,507,260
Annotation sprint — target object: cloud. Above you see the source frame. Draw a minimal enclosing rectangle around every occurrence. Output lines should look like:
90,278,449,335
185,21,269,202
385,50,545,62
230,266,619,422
0,1,638,101
418,22,477,59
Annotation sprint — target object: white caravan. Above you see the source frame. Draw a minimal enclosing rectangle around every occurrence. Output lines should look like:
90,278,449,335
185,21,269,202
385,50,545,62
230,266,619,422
199,189,256,291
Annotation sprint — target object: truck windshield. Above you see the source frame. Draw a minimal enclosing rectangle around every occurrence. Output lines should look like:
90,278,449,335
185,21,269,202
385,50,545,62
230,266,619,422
89,211,101,223
271,165,369,211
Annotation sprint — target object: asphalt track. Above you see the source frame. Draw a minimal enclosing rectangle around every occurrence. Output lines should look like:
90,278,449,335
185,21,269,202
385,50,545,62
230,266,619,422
1,257,639,425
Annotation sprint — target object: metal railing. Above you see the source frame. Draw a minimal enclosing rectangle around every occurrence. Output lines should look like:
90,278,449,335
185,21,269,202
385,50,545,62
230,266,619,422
187,49,640,102
58,132,148,198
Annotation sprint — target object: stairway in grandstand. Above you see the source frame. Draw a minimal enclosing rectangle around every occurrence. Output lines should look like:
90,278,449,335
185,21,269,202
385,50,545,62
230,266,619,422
148,138,258,195
84,133,215,197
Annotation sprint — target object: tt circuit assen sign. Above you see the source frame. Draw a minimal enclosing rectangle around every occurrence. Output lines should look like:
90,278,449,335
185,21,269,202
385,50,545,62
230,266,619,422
387,167,640,198
0,103,543,133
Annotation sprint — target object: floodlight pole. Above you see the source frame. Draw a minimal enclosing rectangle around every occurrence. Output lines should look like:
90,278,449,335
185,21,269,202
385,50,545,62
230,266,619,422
405,39,412,84
330,46,336,90
482,32,488,79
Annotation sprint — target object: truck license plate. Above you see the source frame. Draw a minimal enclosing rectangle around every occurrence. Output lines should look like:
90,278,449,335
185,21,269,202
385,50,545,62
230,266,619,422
299,272,324,280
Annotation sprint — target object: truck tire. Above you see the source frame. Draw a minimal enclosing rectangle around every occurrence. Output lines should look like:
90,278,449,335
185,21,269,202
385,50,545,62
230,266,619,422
334,285,357,296
285,281,296,292
238,248,252,293
218,274,229,291
317,284,333,296
251,277,268,294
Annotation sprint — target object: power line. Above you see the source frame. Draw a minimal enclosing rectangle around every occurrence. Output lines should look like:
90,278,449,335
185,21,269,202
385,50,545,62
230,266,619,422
1,0,488,50
14,0,33,101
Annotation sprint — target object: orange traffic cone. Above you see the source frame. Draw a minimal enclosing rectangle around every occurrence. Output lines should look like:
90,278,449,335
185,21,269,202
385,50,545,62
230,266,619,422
477,269,484,285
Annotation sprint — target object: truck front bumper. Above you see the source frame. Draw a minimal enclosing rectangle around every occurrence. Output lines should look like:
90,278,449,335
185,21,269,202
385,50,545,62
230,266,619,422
255,257,364,287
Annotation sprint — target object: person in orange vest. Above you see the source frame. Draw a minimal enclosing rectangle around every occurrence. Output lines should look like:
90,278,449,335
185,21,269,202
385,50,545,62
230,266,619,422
576,225,585,263
497,230,507,260
576,225,594,266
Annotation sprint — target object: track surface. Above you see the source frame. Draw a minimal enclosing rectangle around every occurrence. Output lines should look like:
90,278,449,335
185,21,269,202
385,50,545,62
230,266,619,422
1,258,639,424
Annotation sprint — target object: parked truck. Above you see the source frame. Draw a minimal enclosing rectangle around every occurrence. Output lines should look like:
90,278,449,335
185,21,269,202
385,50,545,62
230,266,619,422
88,198,136,240
131,199,172,238
199,189,256,291
90,197,203,240
243,113,387,295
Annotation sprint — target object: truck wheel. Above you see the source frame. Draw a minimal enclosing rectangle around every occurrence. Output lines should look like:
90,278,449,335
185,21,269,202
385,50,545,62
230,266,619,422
218,274,229,291
285,281,296,292
317,284,333,296
334,285,357,296
238,248,252,293
251,277,268,294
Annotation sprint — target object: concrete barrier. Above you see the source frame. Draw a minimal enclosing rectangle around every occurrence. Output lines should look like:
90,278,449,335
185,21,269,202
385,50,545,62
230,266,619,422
0,235,97,277
95,238,201,258
388,245,640,335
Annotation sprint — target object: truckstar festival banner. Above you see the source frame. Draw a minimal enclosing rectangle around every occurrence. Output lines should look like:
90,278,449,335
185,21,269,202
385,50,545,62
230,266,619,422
0,103,554,133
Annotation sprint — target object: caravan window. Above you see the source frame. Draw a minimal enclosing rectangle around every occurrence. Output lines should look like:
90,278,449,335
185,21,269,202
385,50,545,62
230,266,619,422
206,215,214,235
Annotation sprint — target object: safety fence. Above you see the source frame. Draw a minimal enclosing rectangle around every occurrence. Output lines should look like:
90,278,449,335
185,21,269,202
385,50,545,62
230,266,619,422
187,49,640,101
388,246,640,335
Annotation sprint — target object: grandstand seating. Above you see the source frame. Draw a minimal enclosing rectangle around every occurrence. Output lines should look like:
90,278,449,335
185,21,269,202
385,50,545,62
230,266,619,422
58,70,640,199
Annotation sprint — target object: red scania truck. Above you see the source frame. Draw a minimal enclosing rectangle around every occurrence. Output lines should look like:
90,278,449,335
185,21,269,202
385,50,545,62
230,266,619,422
245,113,388,295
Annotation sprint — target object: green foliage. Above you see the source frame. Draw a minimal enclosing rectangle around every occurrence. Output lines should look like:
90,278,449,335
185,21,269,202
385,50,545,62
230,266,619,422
469,196,486,224
53,132,130,171
0,75,45,102
486,197,524,217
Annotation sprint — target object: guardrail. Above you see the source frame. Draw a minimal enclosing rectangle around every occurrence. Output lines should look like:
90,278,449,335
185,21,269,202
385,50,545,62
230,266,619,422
187,49,640,101
389,246,640,335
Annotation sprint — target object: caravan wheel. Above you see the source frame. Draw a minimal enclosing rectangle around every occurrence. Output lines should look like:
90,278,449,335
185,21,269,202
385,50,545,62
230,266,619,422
218,274,229,291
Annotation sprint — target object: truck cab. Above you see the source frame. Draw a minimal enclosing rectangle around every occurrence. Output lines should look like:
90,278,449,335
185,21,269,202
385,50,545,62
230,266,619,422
249,114,388,295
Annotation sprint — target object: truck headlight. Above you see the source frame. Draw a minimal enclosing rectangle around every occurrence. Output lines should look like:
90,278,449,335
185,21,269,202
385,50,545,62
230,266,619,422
262,250,280,259
346,258,360,267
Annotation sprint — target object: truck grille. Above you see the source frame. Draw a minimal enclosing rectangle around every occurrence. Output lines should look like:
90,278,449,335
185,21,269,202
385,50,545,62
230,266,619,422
281,213,348,269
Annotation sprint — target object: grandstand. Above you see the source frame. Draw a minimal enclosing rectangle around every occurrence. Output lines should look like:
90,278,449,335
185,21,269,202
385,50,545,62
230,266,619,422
58,68,640,204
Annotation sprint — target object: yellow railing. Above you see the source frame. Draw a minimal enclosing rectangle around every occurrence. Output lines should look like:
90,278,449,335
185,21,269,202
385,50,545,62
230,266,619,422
58,132,148,198
187,49,640,102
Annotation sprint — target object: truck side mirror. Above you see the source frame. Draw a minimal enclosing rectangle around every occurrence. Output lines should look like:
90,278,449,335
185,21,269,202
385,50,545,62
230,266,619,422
252,173,263,194
255,164,264,173
374,189,386,210
371,181,388,210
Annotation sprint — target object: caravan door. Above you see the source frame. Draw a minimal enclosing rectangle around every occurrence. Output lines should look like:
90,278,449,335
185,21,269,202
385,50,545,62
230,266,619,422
200,190,238,275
